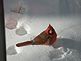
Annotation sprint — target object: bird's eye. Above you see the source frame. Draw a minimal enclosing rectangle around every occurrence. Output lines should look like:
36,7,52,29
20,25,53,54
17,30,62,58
48,29,53,35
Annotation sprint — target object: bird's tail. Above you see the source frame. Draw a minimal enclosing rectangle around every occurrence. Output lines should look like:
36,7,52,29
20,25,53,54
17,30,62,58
16,41,32,47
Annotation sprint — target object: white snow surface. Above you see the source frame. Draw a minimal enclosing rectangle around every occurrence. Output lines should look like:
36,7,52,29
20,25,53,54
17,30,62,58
6,17,81,61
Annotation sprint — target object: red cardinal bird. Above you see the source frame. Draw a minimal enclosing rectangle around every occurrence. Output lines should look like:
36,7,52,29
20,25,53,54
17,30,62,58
16,24,57,47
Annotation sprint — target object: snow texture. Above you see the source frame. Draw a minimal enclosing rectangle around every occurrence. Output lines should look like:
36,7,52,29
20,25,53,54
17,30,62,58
6,17,81,61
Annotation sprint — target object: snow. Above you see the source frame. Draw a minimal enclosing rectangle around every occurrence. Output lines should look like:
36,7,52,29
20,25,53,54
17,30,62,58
5,16,81,61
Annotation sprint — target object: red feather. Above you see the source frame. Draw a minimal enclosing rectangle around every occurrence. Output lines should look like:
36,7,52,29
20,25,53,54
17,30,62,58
16,24,57,47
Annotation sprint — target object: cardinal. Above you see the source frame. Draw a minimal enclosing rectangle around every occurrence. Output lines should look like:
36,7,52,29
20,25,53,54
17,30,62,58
16,24,57,47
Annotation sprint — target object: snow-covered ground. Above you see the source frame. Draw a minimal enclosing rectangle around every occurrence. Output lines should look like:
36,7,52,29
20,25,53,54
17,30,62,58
5,16,81,61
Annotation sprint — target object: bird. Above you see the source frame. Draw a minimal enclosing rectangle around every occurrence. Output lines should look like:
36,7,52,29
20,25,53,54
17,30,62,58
16,24,57,47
